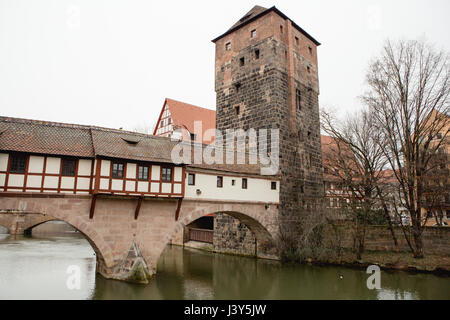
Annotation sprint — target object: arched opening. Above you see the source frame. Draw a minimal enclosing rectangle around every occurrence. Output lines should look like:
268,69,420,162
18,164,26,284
23,219,79,236
166,208,278,264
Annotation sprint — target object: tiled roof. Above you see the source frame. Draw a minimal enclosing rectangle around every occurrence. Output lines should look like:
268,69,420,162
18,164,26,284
0,116,272,176
228,5,268,31
0,117,94,158
163,98,216,143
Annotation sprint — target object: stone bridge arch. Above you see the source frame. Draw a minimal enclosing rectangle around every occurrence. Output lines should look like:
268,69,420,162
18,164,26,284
0,196,119,281
0,195,279,284
141,200,280,276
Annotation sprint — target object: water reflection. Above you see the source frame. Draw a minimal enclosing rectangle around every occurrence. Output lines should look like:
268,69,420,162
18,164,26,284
0,234,449,300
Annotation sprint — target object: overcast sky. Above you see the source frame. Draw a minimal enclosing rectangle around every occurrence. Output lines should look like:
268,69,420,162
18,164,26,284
1,0,449,131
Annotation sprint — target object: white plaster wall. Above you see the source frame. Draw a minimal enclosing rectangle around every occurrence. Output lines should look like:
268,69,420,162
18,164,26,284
174,167,182,182
0,154,8,171
28,156,44,173
61,177,75,189
150,182,159,193
185,173,279,203
111,179,123,191
173,184,182,194
78,160,92,176
125,181,135,192
151,165,160,180
161,183,171,193
100,160,110,176
100,178,109,190
126,163,136,179
46,157,60,174
26,175,42,188
43,176,58,189
8,174,25,187
77,177,90,190
137,181,148,192
0,173,5,187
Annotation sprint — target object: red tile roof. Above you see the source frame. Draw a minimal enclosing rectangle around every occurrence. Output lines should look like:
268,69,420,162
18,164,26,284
155,98,216,144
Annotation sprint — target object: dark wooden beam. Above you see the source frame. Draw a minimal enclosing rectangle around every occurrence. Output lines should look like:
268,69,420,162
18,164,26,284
89,194,97,219
175,198,183,221
135,196,143,220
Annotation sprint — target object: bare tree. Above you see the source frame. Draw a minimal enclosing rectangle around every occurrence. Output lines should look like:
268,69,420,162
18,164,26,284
321,108,397,259
362,39,450,258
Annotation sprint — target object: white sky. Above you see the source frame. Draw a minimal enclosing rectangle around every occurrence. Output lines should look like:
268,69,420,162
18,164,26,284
1,0,449,131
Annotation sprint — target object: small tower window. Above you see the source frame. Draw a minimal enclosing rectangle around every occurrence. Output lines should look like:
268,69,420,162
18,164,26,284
308,46,313,55
296,89,301,110
280,25,283,34
271,182,277,190
225,42,231,51
242,178,248,189
254,49,260,60
217,176,223,188
295,36,299,46
307,66,311,73
188,173,195,185
240,57,245,66
234,105,240,115
251,29,256,39
235,83,241,93
190,133,196,141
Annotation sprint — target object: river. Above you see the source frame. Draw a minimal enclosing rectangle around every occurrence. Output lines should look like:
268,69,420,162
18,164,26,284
0,233,449,300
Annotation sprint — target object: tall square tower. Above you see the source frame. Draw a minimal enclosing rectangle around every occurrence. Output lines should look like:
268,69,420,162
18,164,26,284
213,6,324,235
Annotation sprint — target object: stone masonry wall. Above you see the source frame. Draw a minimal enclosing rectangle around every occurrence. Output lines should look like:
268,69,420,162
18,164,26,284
213,213,257,257
214,31,323,254
323,223,450,256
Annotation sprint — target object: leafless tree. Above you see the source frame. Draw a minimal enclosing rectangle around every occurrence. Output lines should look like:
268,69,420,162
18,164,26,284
362,39,450,258
321,108,397,259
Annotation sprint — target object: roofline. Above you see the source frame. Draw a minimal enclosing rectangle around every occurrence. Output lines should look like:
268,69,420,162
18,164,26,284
211,6,321,46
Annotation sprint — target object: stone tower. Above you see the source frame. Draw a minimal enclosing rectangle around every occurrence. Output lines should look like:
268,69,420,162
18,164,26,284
212,6,324,243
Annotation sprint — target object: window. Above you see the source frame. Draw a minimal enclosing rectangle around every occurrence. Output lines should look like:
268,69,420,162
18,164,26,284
308,46,313,55
280,25,283,34
162,167,173,182
296,89,301,110
112,162,124,178
188,173,195,185
295,36,299,46
271,181,277,190
240,57,245,66
225,42,231,51
9,154,27,173
307,66,311,73
254,49,260,60
138,165,149,180
62,159,76,176
231,179,235,186
251,29,256,38
190,133,196,141
234,105,240,115
217,176,223,188
242,178,247,189
235,83,241,93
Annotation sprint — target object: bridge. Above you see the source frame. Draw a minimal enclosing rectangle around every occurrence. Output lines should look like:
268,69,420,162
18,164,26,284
0,117,280,283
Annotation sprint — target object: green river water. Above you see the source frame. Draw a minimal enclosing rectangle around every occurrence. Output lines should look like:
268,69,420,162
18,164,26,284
0,233,448,300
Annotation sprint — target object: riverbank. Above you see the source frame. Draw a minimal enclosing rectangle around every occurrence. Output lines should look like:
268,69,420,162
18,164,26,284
180,241,450,276
313,250,450,276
